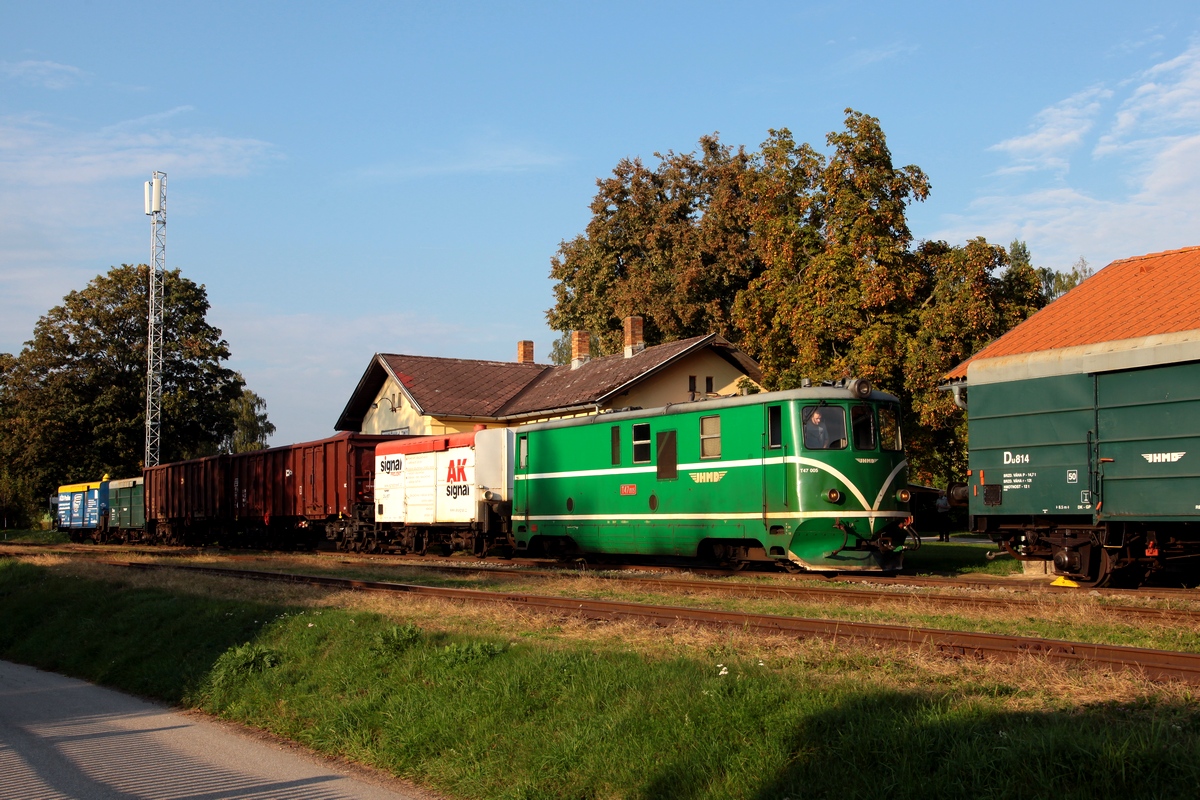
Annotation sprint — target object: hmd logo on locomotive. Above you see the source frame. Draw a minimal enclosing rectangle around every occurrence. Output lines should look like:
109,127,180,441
1003,452,1030,464
445,458,470,499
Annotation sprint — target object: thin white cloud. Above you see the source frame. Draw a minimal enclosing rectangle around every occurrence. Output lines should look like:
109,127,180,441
838,42,919,71
989,86,1112,172
1097,41,1200,154
355,138,566,181
1,59,88,90
216,307,523,443
936,40,1200,272
0,110,279,355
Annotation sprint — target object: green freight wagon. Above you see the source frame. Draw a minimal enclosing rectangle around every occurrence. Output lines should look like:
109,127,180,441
107,477,145,537
962,334,1200,586
512,383,914,572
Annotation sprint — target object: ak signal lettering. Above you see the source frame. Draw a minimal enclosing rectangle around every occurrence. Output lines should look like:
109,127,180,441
445,458,468,482
445,457,469,499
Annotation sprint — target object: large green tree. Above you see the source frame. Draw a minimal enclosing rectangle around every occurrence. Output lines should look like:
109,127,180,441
0,264,247,519
546,110,1046,484
547,135,759,353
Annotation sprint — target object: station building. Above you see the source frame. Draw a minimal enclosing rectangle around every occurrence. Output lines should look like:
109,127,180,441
335,316,763,436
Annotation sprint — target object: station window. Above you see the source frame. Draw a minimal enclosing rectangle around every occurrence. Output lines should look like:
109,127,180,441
633,423,652,463
611,426,621,465
767,406,782,449
705,376,714,394
851,405,876,450
879,405,902,452
699,415,721,459
802,405,846,450
518,435,528,469
688,375,697,394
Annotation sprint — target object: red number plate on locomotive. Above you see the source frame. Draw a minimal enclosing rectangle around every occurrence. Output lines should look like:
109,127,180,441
620,484,637,495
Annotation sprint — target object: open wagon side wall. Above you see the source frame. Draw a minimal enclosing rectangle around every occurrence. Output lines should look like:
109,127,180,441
144,456,230,540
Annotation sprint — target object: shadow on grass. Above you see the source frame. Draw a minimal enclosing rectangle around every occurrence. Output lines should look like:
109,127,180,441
743,691,1200,800
903,541,1020,577
0,559,282,703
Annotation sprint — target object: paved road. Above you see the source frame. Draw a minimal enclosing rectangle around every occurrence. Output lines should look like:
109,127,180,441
0,660,439,800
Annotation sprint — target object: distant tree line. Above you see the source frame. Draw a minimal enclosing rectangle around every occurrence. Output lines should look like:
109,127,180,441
0,265,274,525
547,109,1094,484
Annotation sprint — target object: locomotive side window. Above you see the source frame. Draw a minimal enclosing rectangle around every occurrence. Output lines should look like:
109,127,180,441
879,405,902,451
699,415,721,459
802,406,846,450
633,423,652,463
851,405,876,450
767,405,782,449
657,430,677,480
518,435,528,469
611,426,621,465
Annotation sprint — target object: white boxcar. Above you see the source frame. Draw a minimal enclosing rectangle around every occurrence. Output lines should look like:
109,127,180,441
374,428,514,525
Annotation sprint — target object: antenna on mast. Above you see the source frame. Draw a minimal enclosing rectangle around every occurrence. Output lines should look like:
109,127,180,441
144,172,166,467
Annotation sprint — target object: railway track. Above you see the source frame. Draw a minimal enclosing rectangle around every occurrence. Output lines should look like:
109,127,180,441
321,559,1200,625
106,560,1200,685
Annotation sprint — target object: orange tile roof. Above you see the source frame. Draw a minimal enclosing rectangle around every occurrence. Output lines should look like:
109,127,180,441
946,245,1200,379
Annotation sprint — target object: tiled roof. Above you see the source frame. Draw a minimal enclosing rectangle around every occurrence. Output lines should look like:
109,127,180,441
499,334,761,416
334,335,763,430
946,245,1200,379
382,354,548,416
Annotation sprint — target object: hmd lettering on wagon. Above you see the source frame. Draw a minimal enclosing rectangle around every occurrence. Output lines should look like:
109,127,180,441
1143,452,1186,463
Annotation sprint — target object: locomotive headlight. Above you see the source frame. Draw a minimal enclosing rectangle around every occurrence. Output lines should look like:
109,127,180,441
850,378,872,399
825,488,843,503
895,488,911,503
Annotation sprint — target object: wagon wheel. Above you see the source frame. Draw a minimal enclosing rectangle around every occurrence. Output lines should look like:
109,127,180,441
1076,547,1114,589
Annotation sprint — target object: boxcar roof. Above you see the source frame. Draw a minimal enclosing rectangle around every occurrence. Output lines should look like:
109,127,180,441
947,245,1200,383
515,387,900,433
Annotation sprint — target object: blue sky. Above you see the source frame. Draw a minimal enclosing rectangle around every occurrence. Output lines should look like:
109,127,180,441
3,1,1199,444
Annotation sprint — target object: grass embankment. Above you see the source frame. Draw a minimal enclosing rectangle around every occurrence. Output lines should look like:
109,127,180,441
3,557,1200,799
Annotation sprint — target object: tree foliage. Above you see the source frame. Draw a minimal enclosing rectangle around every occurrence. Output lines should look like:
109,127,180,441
1037,255,1093,302
0,265,248,519
546,110,1046,483
223,386,276,453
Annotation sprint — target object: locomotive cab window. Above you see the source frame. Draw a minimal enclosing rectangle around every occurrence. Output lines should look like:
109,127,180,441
851,405,876,450
802,405,846,450
518,435,528,469
611,426,621,465
879,405,902,451
767,405,782,449
699,415,721,459
633,423,652,463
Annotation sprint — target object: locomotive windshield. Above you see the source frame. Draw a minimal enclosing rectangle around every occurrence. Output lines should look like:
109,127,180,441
802,405,846,450
879,404,902,451
851,405,876,450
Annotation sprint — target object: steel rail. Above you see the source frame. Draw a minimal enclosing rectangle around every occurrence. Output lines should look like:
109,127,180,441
107,560,1200,685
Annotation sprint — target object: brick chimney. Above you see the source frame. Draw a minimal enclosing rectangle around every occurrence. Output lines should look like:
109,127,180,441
517,340,535,363
571,330,590,370
623,315,645,358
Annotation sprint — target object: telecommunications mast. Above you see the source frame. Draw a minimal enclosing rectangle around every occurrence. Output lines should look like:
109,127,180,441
143,172,166,467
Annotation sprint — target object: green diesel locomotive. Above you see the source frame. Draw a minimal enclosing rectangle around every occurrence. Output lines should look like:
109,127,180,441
512,381,914,571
